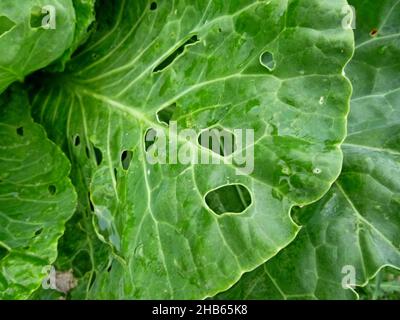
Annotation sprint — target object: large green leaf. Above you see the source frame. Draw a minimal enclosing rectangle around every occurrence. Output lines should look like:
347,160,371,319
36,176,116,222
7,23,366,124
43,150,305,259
218,0,400,300
0,0,76,93
31,0,353,299
0,86,77,299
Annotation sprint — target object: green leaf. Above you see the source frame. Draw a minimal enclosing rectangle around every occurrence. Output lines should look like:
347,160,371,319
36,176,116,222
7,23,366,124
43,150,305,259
30,210,110,300
0,0,76,93
359,268,400,300
49,0,97,72
0,86,77,299
217,0,400,300
32,0,353,299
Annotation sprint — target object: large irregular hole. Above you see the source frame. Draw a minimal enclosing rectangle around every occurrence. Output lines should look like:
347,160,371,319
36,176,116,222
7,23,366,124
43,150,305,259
205,184,252,215
260,51,276,71
153,35,199,72
198,127,236,157
0,16,16,37
30,6,47,28
121,150,133,170
156,103,176,125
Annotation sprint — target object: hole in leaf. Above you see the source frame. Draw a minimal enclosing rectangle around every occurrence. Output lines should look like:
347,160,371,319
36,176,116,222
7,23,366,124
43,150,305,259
85,146,91,159
198,127,236,157
156,103,176,125
121,150,133,170
107,264,112,272
370,28,378,37
16,127,24,136
153,35,199,72
144,128,158,151
30,6,47,28
0,246,9,260
34,228,43,236
89,272,97,289
0,16,16,37
48,185,56,195
114,168,118,181
93,145,103,166
260,51,276,71
150,2,157,10
88,192,94,212
205,184,252,215
74,135,81,146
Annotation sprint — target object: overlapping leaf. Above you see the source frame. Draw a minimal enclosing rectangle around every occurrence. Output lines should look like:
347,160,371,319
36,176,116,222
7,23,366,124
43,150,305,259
31,0,353,298
218,0,400,300
0,86,76,299
0,0,77,93
29,210,110,300
49,0,97,71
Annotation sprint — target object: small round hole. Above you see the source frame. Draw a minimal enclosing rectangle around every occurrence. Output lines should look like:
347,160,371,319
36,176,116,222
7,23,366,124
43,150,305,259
260,51,276,71
16,127,24,136
150,2,157,10
74,135,81,146
48,185,56,195
370,28,378,37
